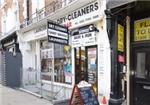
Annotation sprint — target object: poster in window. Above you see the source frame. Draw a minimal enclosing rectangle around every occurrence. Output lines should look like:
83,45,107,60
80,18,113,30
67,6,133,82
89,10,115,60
88,48,96,71
63,46,72,83
134,18,150,41
87,48,97,84
118,24,124,52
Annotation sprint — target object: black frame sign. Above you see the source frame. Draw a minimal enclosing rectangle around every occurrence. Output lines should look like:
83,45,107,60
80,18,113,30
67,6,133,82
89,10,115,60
47,21,69,45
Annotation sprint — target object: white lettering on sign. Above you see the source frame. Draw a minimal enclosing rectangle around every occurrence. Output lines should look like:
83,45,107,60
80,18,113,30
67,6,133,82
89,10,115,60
48,29,68,40
48,36,68,44
57,1,101,29
72,32,97,47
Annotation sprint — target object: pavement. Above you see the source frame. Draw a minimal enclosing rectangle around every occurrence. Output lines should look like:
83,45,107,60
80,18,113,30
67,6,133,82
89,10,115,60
0,84,53,105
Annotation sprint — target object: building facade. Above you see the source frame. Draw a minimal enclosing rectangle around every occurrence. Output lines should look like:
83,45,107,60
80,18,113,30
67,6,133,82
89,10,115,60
19,0,111,103
106,0,150,105
0,0,23,87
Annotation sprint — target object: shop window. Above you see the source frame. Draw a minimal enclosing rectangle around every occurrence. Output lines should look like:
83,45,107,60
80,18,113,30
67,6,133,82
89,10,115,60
40,40,72,84
40,41,53,81
54,44,72,84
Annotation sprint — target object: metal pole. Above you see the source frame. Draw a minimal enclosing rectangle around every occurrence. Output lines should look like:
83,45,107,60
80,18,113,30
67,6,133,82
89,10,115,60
126,16,130,105
52,43,55,100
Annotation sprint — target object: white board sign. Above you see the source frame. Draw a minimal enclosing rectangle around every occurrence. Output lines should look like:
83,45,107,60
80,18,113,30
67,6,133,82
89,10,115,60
57,1,101,29
72,32,97,47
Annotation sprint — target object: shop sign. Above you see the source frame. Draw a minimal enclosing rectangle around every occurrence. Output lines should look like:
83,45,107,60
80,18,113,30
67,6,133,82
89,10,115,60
134,18,150,41
57,1,100,29
72,32,96,47
47,21,69,45
118,24,124,52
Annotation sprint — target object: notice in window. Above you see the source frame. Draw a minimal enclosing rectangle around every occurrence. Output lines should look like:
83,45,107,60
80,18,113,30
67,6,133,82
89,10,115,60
134,18,150,41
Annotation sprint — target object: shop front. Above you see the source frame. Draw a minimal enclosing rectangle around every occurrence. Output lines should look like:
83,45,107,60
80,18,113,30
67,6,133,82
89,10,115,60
106,0,150,105
19,0,110,103
45,0,110,102
71,24,98,94
60,0,111,102
0,32,22,87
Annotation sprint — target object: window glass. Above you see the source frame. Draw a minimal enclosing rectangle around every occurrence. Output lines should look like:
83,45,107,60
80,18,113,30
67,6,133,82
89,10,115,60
41,41,53,81
136,53,146,78
87,47,97,93
136,52,150,78
75,46,98,94
40,40,72,84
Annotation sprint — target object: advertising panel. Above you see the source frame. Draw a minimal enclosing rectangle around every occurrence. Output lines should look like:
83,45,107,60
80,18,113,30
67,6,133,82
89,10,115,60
134,18,150,41
118,24,124,52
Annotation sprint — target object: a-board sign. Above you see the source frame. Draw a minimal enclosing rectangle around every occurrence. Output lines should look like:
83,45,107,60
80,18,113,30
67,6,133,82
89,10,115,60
47,21,69,45
69,85,83,105
69,84,99,105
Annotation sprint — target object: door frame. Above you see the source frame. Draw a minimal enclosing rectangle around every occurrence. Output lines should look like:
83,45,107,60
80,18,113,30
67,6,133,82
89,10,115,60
130,43,150,105
74,45,98,93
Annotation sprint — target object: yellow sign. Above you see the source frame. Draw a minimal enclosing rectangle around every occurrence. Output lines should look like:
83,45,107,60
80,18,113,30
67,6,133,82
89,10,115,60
134,18,150,41
118,24,124,52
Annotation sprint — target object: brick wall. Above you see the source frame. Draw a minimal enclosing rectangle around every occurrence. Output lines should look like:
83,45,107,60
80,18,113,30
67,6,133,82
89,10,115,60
1,0,25,26
45,0,54,7
44,0,63,16
29,0,32,20
18,0,24,23
4,0,13,12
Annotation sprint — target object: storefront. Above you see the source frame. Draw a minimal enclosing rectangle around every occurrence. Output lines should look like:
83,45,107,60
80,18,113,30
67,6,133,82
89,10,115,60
59,0,111,102
20,0,111,103
106,0,150,105
0,32,22,87
70,24,98,94
39,0,110,102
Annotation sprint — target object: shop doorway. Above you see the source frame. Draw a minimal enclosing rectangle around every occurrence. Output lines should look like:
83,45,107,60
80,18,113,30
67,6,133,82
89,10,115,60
74,46,98,93
132,47,150,105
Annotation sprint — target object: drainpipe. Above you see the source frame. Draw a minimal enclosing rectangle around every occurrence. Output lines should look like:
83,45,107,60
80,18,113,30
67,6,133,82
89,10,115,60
105,9,124,105
26,0,29,22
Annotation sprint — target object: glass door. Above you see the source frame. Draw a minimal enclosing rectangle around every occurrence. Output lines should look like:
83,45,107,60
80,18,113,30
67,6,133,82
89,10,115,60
75,47,87,84
87,47,97,93
133,48,150,105
75,46,97,93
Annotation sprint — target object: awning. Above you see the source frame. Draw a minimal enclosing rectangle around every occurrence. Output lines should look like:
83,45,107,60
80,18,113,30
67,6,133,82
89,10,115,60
106,0,150,15
107,0,136,9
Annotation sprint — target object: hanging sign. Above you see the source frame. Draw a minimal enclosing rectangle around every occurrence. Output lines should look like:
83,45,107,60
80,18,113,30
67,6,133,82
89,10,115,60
47,21,69,45
69,81,99,105
118,24,124,52
134,18,150,41
72,32,96,47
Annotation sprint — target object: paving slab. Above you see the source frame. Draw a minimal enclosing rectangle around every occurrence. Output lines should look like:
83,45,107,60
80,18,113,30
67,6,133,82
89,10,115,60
0,84,53,105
